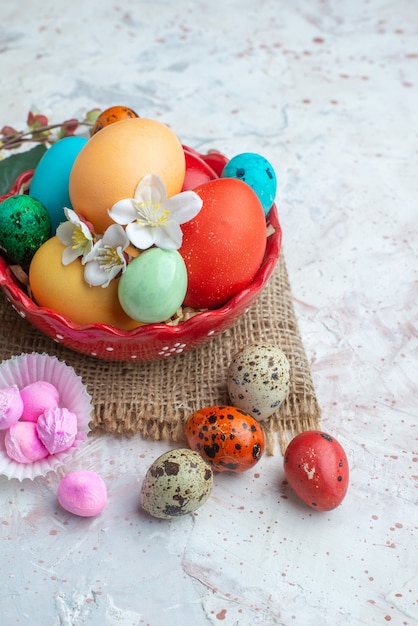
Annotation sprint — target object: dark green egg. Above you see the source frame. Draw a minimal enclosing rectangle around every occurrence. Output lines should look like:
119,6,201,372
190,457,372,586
0,194,51,268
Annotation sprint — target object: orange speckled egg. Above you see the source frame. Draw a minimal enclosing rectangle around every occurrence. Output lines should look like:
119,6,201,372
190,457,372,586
185,405,265,473
91,105,139,135
69,118,186,234
28,236,143,329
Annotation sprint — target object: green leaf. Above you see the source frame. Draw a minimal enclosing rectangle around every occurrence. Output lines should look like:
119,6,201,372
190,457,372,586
0,144,47,196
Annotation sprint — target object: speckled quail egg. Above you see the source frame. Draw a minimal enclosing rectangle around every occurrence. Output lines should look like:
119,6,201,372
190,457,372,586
140,448,214,519
227,343,290,420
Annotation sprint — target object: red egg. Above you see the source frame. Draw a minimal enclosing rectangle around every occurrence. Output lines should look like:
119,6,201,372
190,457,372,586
179,178,267,309
185,405,265,473
283,430,349,511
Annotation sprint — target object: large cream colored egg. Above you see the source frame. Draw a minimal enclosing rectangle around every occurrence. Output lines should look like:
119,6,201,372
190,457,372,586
69,118,186,234
29,236,143,329
227,343,290,420
140,448,214,519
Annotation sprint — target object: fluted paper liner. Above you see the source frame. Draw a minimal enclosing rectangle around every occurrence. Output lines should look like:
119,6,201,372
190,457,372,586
0,352,92,480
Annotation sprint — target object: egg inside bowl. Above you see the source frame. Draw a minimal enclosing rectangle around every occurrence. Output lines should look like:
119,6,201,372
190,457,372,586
0,148,281,362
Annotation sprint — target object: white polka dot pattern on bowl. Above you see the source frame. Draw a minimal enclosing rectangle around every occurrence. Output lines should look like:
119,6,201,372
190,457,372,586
158,343,187,357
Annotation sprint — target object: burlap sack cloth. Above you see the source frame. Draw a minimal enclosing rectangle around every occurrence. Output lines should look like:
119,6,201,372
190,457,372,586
0,252,320,455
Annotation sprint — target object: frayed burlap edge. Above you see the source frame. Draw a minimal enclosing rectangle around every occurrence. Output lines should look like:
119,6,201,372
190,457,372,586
0,251,321,455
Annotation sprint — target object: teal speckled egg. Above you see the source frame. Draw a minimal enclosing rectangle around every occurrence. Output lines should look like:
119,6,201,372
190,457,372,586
0,195,51,268
221,152,277,215
118,248,187,323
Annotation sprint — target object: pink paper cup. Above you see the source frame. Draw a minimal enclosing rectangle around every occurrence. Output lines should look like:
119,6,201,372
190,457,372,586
0,352,92,480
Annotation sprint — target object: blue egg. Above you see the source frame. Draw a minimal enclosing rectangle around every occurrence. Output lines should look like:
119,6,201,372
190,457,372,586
221,152,277,215
30,136,88,234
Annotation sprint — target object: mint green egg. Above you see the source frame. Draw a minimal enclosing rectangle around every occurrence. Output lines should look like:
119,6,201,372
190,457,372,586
118,248,187,323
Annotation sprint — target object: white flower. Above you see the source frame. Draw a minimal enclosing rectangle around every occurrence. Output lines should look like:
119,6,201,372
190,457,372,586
108,173,203,251
83,224,129,288
56,207,94,265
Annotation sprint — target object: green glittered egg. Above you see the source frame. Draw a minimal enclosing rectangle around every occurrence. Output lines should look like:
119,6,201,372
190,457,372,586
0,195,51,268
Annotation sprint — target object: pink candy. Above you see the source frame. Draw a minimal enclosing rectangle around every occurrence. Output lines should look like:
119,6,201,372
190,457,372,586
57,471,108,517
1,380,79,464
0,385,24,430
5,421,49,463
36,407,78,454
20,381,60,422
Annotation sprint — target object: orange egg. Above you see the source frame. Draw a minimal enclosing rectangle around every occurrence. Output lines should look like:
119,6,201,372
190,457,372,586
29,236,143,329
185,405,265,473
69,118,186,233
91,105,139,135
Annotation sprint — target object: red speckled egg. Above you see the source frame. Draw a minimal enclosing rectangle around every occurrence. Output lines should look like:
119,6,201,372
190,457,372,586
185,405,265,473
283,430,349,511
179,178,267,309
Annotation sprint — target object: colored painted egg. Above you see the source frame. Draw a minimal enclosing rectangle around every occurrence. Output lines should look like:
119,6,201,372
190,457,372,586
140,448,213,519
69,118,186,234
0,194,51,268
227,343,290,420
185,405,265,473
283,431,349,511
118,248,187,323
91,105,139,135
179,178,267,309
29,136,88,233
221,152,277,215
29,236,142,329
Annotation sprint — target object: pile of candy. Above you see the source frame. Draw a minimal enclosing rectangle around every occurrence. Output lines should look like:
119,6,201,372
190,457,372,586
0,381,78,463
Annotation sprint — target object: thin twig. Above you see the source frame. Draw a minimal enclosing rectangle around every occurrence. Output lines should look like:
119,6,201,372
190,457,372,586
1,120,93,150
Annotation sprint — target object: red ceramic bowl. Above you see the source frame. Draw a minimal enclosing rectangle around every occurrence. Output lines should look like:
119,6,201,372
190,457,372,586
0,148,281,361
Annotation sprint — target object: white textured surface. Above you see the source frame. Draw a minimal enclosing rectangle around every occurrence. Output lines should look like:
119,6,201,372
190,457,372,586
1,1,417,624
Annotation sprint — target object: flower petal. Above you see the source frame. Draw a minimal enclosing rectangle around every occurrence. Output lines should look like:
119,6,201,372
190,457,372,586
61,246,82,266
63,207,93,239
63,207,79,224
82,239,102,264
126,221,155,250
56,221,75,246
163,190,203,225
154,220,183,250
84,261,112,287
134,173,167,204
109,199,138,225
101,223,130,249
